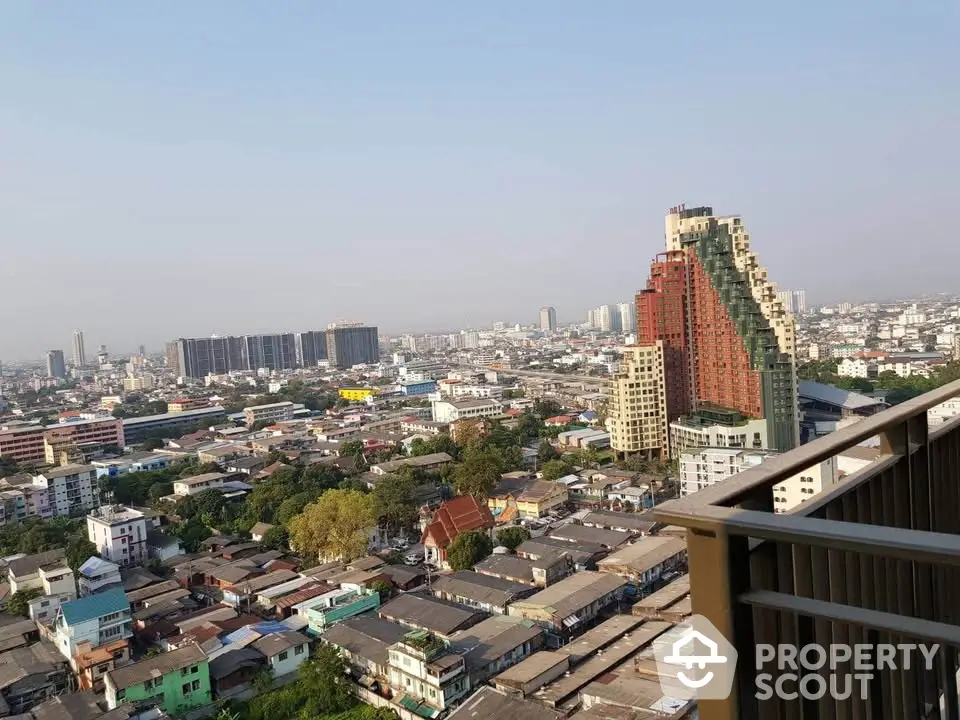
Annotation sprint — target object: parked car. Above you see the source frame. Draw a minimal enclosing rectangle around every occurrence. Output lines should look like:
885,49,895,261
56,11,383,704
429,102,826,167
404,552,424,565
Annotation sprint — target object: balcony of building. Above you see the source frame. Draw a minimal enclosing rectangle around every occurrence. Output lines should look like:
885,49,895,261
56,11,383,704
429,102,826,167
655,379,960,720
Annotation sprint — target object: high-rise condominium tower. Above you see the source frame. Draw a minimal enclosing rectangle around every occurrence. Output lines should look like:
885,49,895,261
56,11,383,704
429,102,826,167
326,323,380,369
634,205,798,453
46,350,66,379
72,330,86,367
617,303,635,334
539,306,557,332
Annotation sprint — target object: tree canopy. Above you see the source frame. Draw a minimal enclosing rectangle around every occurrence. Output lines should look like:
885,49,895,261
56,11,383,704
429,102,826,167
289,489,375,561
371,474,419,534
540,458,574,481
452,446,503,498
447,529,493,570
495,526,531,551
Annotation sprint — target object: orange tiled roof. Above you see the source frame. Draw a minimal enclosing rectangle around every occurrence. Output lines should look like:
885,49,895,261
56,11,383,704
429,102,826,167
421,496,495,549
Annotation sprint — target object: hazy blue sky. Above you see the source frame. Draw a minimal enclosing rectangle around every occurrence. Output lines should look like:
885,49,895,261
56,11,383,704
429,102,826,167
1,2,957,359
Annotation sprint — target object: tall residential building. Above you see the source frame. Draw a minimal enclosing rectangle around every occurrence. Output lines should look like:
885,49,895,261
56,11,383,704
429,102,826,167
46,350,66,379
616,302,635,334
586,309,596,328
294,330,327,367
539,306,557,332
243,333,296,371
72,331,86,368
594,305,617,332
326,323,379,368
775,289,807,315
605,342,669,459
165,336,246,378
633,205,798,454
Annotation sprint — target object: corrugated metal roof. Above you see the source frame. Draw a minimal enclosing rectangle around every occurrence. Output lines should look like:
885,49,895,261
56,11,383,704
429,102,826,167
60,587,128,626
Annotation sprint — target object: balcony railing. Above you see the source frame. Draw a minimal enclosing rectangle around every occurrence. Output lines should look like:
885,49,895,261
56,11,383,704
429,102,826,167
655,379,960,720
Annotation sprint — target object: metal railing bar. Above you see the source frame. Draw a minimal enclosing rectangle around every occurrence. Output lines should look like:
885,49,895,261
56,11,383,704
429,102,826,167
739,590,960,646
657,378,960,511
658,505,960,567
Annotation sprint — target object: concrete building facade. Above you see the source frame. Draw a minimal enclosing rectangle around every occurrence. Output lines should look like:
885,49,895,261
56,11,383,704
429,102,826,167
605,342,669,460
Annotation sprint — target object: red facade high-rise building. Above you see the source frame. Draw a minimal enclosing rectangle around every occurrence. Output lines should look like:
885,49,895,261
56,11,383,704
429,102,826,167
632,206,798,453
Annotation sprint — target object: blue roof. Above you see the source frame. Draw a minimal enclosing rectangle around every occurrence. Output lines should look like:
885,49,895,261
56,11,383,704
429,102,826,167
60,587,129,625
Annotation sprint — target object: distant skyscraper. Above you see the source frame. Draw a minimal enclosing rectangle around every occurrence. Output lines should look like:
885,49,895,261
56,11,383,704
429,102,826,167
617,303,635,333
539,306,557,332
326,323,380,368
138,344,146,357
776,289,807,316
595,305,616,332
634,205,798,453
294,331,327,367
72,330,86,368
243,333,297,371
586,309,596,328
46,350,66,379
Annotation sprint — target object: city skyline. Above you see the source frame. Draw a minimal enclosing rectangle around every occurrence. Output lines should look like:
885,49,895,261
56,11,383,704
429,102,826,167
1,3,956,359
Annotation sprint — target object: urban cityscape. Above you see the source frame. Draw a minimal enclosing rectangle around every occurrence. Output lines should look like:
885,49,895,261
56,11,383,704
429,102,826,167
2,4,955,720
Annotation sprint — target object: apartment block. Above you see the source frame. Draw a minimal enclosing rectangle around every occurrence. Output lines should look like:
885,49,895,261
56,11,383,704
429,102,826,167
87,506,149,567
33,465,100,518
326,323,380,368
43,417,125,464
634,205,799,455
605,342,669,460
244,401,295,427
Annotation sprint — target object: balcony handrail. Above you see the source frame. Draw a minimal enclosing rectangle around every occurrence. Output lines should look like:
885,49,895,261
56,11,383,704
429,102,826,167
656,376,960,513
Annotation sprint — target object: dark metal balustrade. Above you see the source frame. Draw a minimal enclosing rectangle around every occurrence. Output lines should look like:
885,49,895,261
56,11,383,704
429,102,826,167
655,379,960,720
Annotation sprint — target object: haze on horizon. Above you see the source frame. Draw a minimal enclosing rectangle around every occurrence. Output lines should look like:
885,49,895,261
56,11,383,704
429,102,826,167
0,2,956,360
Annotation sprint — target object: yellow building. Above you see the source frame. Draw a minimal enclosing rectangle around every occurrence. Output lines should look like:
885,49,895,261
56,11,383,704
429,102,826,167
605,342,669,460
338,387,380,402
488,480,569,520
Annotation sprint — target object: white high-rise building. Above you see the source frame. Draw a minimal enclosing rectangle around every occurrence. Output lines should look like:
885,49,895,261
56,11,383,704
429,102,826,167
72,330,86,368
539,306,557,333
595,305,616,332
617,303,635,333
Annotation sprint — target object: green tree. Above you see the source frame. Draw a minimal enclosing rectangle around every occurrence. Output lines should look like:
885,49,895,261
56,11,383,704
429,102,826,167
260,526,290,550
537,440,559,463
7,588,41,617
276,493,315,527
0,456,19,477
371,474,418,534
297,644,357,715
517,411,543,441
65,538,99,573
370,579,393,602
447,529,493,571
575,446,602,469
251,667,274,695
289,489,375,561
453,447,503,497
532,399,563,419
541,458,573,481
177,517,212,553
338,440,365,458
496,526,531,551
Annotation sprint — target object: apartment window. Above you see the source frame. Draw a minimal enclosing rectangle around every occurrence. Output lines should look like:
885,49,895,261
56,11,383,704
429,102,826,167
191,665,198,674
279,651,288,662
294,645,304,656
182,683,191,694
181,668,188,676
191,680,200,691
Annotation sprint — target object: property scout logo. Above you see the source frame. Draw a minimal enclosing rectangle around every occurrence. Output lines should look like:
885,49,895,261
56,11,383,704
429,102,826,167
653,615,939,702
